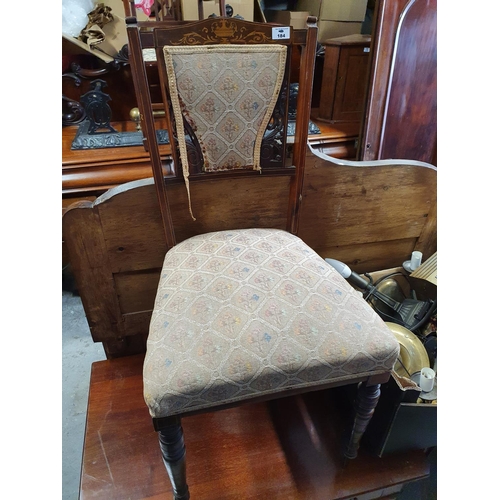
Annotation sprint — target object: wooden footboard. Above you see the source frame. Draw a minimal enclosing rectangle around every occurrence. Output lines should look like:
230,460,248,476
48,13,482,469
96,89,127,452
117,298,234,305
63,146,436,358
299,146,437,271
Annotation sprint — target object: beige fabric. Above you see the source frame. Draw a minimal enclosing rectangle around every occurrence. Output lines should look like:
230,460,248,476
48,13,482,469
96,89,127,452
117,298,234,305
144,228,399,419
163,44,287,219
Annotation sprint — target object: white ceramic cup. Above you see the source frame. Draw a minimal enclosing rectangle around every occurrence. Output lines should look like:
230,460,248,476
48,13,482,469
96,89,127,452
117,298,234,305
419,367,435,392
410,251,423,270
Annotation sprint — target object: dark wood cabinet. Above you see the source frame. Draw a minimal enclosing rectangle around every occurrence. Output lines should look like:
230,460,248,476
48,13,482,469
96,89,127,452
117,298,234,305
317,34,371,127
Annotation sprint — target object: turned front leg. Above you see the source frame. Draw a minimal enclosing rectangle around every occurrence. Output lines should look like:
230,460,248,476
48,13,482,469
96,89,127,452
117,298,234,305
344,382,381,462
158,417,190,500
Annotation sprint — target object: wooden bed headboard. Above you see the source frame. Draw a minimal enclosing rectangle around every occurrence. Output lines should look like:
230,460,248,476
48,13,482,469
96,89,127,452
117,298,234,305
63,146,437,358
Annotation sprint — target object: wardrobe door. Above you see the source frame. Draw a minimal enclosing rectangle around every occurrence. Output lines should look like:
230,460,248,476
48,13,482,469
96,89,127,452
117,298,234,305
360,0,437,164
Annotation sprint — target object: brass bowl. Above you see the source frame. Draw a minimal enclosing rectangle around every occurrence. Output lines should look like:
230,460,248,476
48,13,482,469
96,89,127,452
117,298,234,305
386,322,430,378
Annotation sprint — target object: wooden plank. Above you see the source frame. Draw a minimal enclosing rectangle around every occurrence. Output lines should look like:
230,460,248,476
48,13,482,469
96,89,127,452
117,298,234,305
96,180,167,274
414,198,437,260
96,176,290,274
63,163,158,195
122,311,154,337
62,202,123,344
169,175,290,242
298,150,437,271
318,45,340,120
114,269,162,314
314,238,418,275
80,355,431,500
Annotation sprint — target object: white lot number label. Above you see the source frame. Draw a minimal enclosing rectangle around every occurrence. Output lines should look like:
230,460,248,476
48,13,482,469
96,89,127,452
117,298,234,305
272,27,290,40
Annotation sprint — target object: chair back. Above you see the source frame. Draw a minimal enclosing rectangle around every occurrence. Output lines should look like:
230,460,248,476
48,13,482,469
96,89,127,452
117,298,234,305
123,1,230,20
126,16,318,248
123,1,182,20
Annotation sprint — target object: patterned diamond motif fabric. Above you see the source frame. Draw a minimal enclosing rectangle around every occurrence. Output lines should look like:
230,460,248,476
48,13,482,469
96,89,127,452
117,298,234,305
163,44,287,173
144,228,399,419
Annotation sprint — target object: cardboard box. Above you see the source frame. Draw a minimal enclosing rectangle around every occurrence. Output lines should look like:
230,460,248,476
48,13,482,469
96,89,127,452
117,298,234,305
181,0,254,21
293,0,367,42
62,0,149,64
296,0,368,22
410,251,437,285
98,14,129,57
62,12,128,64
266,10,310,30
318,20,362,42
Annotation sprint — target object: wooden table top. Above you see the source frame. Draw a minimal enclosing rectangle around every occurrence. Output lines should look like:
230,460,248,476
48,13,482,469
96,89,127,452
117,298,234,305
80,353,430,500
62,121,171,168
62,115,360,196
62,113,359,167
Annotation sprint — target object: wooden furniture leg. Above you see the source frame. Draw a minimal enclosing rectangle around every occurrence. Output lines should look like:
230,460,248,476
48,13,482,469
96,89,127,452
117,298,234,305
158,417,190,500
344,382,381,462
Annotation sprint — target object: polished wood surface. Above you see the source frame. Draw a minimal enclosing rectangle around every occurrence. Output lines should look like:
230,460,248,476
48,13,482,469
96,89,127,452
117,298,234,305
62,120,172,196
80,354,430,499
309,112,360,159
359,0,437,163
288,19,320,235
299,150,437,268
378,0,436,162
62,118,358,197
318,34,371,125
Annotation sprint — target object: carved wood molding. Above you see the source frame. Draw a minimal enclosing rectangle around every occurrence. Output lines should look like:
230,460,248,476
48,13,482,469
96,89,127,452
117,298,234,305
62,44,130,126
156,18,286,46
179,21,274,45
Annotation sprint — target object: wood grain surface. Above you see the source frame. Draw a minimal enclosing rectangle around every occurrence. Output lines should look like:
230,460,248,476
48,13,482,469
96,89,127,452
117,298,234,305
80,354,430,500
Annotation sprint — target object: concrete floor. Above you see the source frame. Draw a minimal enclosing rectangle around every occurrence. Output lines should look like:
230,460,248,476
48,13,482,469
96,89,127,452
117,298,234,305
62,290,105,500
62,288,436,500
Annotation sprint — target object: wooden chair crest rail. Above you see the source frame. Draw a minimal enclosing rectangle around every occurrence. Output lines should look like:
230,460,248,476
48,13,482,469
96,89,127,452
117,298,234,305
63,14,437,500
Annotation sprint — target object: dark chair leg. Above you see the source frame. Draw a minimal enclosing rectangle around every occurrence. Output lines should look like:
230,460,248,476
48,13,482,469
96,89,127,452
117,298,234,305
158,417,190,500
344,382,381,462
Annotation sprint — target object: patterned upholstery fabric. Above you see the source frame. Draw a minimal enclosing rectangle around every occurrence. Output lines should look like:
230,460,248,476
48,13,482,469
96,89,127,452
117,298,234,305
163,45,286,173
144,228,399,419
163,45,287,219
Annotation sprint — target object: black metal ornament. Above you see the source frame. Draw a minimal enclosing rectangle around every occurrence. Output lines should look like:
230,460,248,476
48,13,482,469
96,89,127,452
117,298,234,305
71,78,170,150
80,79,117,134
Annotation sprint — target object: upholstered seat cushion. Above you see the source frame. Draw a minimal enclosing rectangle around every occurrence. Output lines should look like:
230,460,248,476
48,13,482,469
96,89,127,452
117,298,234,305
144,228,399,419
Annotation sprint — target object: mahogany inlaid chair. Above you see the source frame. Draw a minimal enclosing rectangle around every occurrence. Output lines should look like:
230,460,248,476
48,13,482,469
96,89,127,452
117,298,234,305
125,15,399,499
